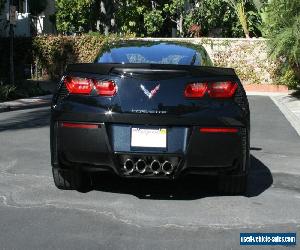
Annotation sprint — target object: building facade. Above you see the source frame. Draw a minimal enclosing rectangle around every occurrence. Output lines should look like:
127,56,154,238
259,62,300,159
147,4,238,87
0,0,56,37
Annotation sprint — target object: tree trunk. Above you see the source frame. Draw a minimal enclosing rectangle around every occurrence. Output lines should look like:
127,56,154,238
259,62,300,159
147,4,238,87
176,14,183,37
100,0,115,35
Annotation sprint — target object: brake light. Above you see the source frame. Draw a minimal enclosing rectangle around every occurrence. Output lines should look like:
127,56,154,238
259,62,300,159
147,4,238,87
94,80,117,96
184,81,238,99
200,127,238,133
208,81,238,98
184,83,208,98
64,76,93,94
64,76,117,96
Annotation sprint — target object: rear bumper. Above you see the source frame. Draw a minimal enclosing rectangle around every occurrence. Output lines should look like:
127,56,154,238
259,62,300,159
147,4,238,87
51,120,248,179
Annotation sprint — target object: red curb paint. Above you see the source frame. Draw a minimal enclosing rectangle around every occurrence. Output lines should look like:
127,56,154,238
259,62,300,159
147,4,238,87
244,84,288,93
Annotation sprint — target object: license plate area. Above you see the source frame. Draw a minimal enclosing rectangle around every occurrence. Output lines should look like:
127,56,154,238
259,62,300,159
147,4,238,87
131,127,167,149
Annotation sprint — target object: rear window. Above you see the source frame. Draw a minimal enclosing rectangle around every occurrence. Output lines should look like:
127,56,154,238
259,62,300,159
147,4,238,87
95,42,213,66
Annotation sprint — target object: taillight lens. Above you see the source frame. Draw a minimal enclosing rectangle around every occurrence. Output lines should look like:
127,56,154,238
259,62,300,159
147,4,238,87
208,81,238,98
64,76,93,94
94,80,117,96
64,76,117,96
184,83,208,98
184,81,238,99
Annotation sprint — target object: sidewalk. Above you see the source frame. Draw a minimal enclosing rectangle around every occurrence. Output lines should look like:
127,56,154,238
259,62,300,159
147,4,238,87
0,80,56,113
0,95,52,112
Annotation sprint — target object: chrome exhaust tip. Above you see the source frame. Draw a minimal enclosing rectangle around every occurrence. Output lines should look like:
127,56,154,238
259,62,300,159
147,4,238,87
123,159,135,174
161,161,174,175
135,159,147,174
150,160,161,175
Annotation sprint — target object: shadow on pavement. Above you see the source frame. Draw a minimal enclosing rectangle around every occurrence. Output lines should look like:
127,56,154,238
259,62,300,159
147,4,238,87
90,155,273,200
0,108,50,132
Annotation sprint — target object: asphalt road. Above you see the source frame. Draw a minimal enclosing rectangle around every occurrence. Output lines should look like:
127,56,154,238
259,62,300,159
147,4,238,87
0,95,300,250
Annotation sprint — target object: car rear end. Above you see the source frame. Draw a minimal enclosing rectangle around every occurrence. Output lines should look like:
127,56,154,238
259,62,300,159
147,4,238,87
50,63,250,194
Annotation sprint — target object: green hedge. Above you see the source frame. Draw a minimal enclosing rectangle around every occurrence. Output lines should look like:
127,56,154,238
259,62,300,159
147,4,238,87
32,35,118,79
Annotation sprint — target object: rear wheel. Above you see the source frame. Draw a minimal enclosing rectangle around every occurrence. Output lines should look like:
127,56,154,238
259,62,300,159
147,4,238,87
52,167,91,192
218,129,250,195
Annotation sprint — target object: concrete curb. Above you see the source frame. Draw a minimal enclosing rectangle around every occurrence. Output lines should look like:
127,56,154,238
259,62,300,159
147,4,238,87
0,95,52,113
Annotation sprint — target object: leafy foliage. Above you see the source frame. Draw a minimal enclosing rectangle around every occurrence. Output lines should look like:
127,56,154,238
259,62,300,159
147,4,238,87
144,9,164,36
32,34,125,79
262,0,300,87
54,0,264,38
0,81,48,102
115,0,149,36
184,0,243,37
55,0,94,33
224,0,264,38
225,0,249,37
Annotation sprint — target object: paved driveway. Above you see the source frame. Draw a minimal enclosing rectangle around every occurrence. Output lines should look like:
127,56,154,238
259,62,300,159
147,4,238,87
0,96,299,249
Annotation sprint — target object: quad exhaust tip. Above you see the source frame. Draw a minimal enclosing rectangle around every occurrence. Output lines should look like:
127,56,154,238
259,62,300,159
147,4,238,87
123,159,135,174
135,159,147,174
123,158,175,175
161,161,174,175
150,160,161,175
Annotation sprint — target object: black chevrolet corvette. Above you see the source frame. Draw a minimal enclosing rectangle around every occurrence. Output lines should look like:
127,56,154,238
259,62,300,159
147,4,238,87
50,40,250,194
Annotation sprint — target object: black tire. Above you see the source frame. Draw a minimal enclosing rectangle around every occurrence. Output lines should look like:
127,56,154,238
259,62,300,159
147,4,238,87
52,168,91,192
218,127,250,195
218,173,248,195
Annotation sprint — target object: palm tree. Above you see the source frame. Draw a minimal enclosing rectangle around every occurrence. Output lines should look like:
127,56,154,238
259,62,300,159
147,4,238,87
226,0,250,38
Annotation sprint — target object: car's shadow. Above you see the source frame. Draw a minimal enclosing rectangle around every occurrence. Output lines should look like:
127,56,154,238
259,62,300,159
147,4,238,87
90,154,273,200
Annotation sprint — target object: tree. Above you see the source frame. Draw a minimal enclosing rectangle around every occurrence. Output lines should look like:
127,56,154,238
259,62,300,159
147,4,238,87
163,0,191,37
225,0,250,38
144,9,164,36
56,0,94,34
115,0,152,36
262,0,300,87
93,0,116,34
184,0,243,37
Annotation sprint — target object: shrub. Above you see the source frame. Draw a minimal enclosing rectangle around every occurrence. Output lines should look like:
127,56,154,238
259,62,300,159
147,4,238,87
262,0,300,88
32,34,124,80
0,81,48,102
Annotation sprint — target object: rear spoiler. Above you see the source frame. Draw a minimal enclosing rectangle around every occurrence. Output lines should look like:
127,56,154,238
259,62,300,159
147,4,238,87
66,63,237,78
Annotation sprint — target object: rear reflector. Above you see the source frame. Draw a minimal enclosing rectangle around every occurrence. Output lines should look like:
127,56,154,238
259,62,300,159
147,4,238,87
64,76,93,94
94,80,117,96
61,122,99,129
208,81,238,98
200,127,238,133
184,83,208,98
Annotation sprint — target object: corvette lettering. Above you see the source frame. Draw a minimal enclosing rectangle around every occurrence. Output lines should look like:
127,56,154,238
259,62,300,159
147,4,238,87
131,109,167,114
